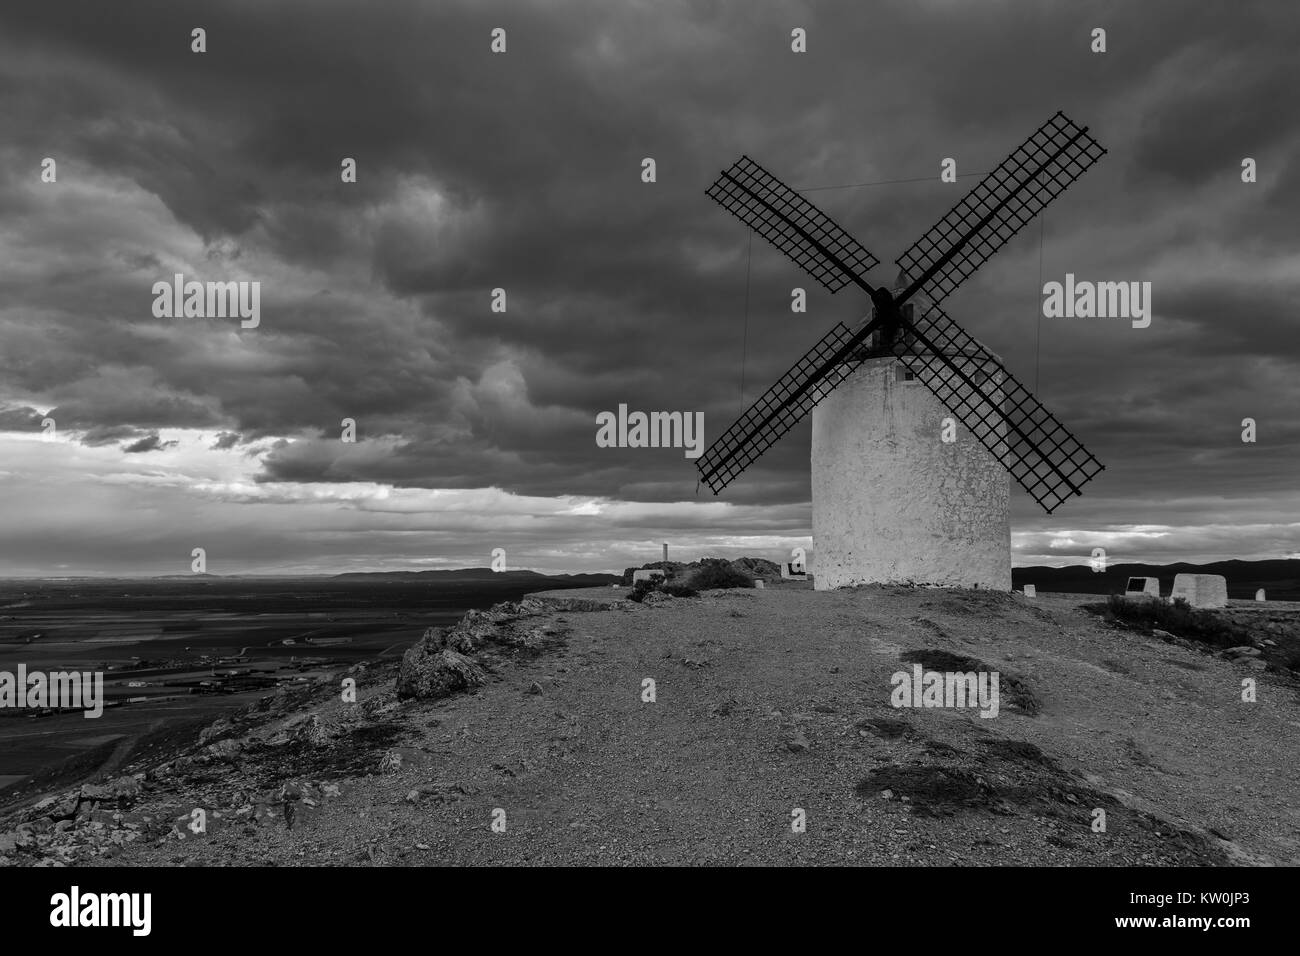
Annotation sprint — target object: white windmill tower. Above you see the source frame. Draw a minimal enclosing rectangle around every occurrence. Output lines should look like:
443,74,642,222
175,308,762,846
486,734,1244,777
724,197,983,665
696,113,1107,590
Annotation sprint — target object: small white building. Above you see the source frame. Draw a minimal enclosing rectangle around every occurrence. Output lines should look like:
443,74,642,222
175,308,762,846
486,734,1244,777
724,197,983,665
1124,577,1161,600
631,569,666,585
1170,573,1228,608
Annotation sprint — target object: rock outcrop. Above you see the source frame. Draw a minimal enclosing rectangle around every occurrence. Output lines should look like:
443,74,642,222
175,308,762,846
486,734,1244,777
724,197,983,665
395,648,488,700
621,556,783,586
394,596,605,701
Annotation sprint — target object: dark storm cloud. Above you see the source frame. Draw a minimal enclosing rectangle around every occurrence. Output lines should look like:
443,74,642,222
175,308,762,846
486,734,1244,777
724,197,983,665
0,405,44,431
121,432,177,453
80,424,151,447
0,0,1297,561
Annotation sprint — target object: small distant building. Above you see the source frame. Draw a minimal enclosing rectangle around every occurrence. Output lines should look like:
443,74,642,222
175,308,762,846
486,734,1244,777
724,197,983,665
1255,588,1266,602
1170,573,1228,609
1124,577,1161,600
1022,584,1036,598
780,560,808,581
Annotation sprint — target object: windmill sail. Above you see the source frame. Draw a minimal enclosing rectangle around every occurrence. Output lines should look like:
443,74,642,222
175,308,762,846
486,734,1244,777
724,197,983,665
696,114,1106,511
895,112,1106,307
706,156,879,294
891,306,1104,513
696,322,873,494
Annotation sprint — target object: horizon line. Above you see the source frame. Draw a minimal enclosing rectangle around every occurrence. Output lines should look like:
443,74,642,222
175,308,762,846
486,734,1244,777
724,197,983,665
0,556,1294,581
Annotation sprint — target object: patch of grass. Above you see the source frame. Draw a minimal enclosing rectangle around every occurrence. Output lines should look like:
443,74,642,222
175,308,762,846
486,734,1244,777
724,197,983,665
1100,595,1252,651
1123,737,1162,771
856,765,994,816
932,590,1019,615
854,745,1226,863
898,648,1041,715
856,716,911,739
246,721,412,783
1272,642,1300,672
977,738,1057,768
923,740,962,758
899,648,984,672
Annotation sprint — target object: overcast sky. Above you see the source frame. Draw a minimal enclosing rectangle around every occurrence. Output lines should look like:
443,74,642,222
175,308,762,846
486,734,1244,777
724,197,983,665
1,0,1297,576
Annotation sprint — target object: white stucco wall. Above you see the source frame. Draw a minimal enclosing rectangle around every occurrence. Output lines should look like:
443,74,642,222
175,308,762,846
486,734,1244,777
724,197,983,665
810,354,1011,590
1125,577,1161,598
1170,573,1228,608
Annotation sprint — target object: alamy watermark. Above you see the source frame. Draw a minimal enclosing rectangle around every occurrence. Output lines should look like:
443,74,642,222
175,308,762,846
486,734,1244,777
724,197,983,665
50,886,150,936
595,404,704,459
890,663,999,718
0,665,105,718
1042,273,1151,328
152,273,260,328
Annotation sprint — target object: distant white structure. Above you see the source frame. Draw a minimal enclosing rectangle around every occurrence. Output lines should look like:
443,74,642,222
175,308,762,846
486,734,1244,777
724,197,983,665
1124,577,1161,600
1170,573,1228,608
632,569,666,585
1023,584,1036,598
811,316,1010,591
1256,588,1266,601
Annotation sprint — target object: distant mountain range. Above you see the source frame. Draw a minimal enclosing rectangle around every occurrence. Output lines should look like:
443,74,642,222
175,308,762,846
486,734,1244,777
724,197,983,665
330,567,621,585
1013,559,1300,601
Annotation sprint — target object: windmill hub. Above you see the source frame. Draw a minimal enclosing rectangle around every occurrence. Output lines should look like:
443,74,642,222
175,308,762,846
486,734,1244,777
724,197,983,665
867,287,902,348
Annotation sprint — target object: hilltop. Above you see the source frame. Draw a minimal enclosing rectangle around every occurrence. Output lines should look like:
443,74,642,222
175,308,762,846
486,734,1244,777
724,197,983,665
3,582,1297,866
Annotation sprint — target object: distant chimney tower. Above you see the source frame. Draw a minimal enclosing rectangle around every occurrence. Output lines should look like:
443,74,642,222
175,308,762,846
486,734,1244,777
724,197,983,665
663,543,668,562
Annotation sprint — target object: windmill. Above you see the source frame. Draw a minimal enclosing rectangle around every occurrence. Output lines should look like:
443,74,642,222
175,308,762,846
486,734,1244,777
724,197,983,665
697,112,1106,590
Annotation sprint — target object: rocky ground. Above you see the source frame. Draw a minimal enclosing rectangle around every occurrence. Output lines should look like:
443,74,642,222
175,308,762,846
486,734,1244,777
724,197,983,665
2,585,1297,867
